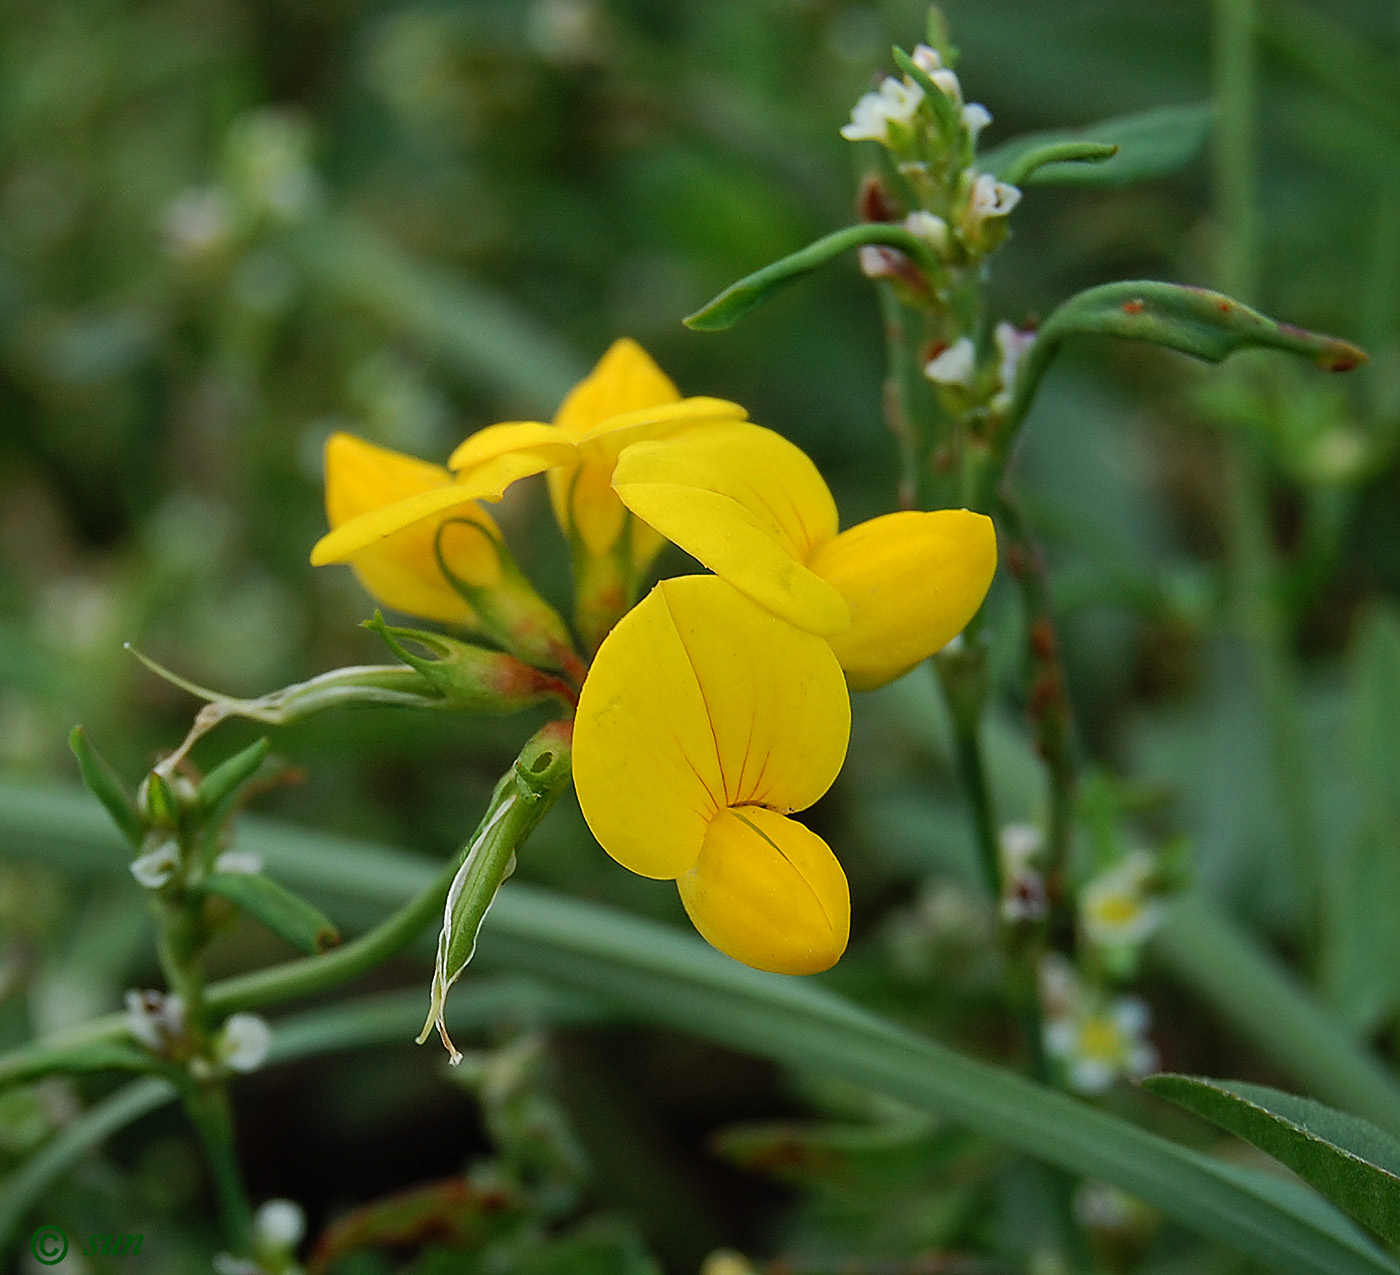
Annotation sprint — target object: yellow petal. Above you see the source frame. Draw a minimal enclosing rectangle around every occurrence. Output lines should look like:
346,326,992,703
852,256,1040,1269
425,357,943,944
554,338,681,439
575,396,749,452
808,509,997,691
311,451,544,566
316,434,503,623
677,806,850,975
446,421,572,473
573,575,850,878
548,454,627,556
613,424,850,635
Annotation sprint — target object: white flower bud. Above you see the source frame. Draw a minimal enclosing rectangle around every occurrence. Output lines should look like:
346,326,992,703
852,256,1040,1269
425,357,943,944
254,1198,305,1253
213,850,264,876
124,989,186,1053
962,102,993,143
216,1012,272,1072
903,210,950,253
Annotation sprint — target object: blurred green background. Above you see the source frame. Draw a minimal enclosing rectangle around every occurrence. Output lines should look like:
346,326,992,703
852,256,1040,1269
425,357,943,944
3,0,1399,1270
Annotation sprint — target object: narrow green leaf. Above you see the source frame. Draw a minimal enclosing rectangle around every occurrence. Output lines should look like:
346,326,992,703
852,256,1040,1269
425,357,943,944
195,737,270,821
204,871,342,955
1145,1075,1400,1245
982,103,1213,188
0,1039,157,1090
995,140,1119,187
1350,606,1400,833
68,727,142,849
684,223,939,332
997,281,1366,463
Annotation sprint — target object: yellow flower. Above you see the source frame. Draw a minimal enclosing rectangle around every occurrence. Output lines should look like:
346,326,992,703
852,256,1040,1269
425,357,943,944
315,432,504,626
611,421,998,689
573,574,851,974
447,338,746,565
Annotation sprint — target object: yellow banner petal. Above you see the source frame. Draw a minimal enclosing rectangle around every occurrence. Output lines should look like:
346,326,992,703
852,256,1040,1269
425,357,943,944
677,806,850,975
808,509,997,691
554,338,681,439
575,396,748,453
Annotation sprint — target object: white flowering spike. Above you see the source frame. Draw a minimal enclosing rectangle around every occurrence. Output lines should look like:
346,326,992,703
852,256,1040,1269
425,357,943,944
924,337,977,388
1081,850,1165,948
216,1012,272,1072
840,76,924,143
130,839,180,890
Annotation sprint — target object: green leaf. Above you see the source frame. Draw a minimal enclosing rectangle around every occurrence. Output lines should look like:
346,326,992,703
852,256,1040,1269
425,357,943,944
195,737,270,822
1350,606,1400,834
684,223,940,332
68,727,142,849
204,871,342,955
1145,1075,1400,1245
0,1038,158,1089
982,103,1213,188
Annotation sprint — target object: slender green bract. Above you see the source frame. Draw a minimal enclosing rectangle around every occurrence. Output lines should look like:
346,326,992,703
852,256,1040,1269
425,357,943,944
684,223,942,332
1146,1075,1400,1245
981,103,1214,188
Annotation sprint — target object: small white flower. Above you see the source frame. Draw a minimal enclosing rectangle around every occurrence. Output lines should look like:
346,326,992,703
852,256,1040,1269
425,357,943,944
965,171,1021,223
924,337,977,388
911,43,945,74
1044,985,1159,1095
130,839,180,890
125,989,186,1053
216,1012,272,1072
213,850,264,876
254,1198,305,1254
903,210,949,253
1081,850,1165,948
840,76,924,142
961,102,993,143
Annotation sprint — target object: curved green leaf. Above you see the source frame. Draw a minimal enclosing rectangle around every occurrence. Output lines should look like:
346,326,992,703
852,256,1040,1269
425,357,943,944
1145,1075,1400,1244
684,223,940,332
982,103,1213,188
204,870,342,955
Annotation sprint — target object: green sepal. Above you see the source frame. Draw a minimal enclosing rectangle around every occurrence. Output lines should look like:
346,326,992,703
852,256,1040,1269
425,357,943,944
68,727,143,849
139,770,182,830
982,103,1213,189
0,1038,163,1092
364,613,571,713
196,737,271,823
685,223,941,332
418,721,573,1062
1145,1074,1400,1245
204,871,342,955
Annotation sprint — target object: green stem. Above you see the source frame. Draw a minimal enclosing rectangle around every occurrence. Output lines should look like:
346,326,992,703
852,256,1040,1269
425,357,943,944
1213,0,1259,305
183,1079,253,1252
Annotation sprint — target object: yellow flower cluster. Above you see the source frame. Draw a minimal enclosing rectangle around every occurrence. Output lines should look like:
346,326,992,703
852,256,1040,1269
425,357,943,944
312,340,996,975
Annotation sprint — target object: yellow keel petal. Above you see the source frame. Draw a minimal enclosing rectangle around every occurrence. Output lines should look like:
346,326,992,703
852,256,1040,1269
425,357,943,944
678,806,850,975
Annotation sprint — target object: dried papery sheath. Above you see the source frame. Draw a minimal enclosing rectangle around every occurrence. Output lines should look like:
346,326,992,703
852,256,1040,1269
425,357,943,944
418,721,573,1062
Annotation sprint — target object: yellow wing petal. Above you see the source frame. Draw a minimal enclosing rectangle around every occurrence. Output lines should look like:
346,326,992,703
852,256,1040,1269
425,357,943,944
317,434,503,622
446,421,572,472
613,424,849,635
808,509,997,691
554,338,681,439
677,806,849,975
